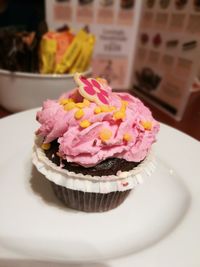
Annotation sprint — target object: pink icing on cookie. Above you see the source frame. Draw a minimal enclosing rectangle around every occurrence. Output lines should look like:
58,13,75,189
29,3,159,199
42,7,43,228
36,75,160,167
75,73,110,105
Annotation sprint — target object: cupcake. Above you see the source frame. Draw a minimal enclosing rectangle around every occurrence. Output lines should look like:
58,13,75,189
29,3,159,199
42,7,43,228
32,73,159,212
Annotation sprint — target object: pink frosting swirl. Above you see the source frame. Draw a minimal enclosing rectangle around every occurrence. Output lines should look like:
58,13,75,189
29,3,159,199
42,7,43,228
36,79,159,167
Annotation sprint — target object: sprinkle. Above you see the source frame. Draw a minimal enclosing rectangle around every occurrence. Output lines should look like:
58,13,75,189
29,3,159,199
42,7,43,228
59,98,68,105
113,100,128,120
59,98,74,105
76,102,85,109
141,121,152,130
110,106,117,111
99,128,112,142
123,133,132,142
41,143,51,150
100,105,110,112
80,120,91,128
94,106,101,114
94,105,116,114
121,100,128,107
83,99,90,107
113,110,125,120
74,109,84,120
121,101,128,112
64,102,76,111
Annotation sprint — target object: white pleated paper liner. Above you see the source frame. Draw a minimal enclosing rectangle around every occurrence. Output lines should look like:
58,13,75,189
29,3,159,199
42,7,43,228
32,141,156,194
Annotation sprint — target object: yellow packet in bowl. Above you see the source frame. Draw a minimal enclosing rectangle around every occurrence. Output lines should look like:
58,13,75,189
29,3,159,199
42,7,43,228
40,36,57,74
40,31,74,74
69,34,95,74
54,29,88,74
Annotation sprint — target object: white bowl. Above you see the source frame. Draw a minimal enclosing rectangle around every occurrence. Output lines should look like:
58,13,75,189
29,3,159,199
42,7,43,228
0,68,91,112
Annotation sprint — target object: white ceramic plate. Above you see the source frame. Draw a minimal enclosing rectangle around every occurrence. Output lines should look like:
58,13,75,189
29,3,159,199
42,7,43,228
0,109,200,267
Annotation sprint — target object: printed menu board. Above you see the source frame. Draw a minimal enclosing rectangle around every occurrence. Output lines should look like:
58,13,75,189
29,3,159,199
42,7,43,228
45,0,200,119
45,0,141,89
133,0,200,120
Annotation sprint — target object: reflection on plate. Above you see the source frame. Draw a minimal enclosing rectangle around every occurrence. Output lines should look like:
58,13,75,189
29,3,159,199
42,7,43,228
0,109,200,267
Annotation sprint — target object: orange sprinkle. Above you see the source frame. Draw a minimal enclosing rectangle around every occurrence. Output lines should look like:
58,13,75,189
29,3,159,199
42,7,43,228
109,106,117,111
59,98,68,105
100,105,110,112
83,99,90,107
121,100,128,107
74,109,84,120
59,98,74,105
99,128,112,142
76,102,85,109
94,106,101,114
64,102,76,111
113,111,125,120
141,121,152,130
80,120,91,128
41,143,51,150
123,133,132,142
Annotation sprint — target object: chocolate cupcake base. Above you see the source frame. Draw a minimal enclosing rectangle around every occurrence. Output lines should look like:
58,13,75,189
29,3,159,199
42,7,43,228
51,182,131,212
45,139,141,176
33,140,156,212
